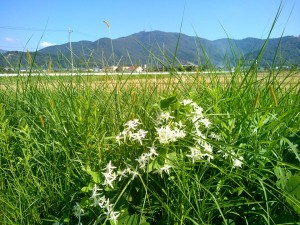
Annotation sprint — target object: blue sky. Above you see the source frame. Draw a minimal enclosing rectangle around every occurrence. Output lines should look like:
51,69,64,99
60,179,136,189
1,0,299,51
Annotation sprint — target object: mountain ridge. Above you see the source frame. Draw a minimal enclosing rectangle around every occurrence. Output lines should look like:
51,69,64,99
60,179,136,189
1,31,299,69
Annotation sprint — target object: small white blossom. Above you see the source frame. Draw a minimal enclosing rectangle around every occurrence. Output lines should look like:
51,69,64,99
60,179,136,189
104,161,117,174
127,167,140,179
157,111,174,123
233,156,244,168
73,202,84,218
187,144,214,163
107,210,120,224
156,125,185,144
200,118,211,128
181,99,193,106
187,146,204,163
117,168,129,181
209,132,221,141
173,127,186,139
124,119,141,130
136,153,149,170
158,163,172,177
174,120,185,129
90,184,102,206
102,161,117,188
116,134,122,145
192,105,204,117
130,129,148,144
202,142,213,154
98,195,109,208
156,125,173,144
147,146,158,158
103,171,117,188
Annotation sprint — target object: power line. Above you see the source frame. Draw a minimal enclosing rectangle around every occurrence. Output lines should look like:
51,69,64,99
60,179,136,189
0,25,68,32
0,25,100,39
0,45,40,50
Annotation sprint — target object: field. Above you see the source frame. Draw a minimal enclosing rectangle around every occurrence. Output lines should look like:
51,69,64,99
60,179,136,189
0,66,299,224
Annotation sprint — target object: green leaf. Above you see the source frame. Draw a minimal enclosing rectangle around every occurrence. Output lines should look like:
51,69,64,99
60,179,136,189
81,183,94,193
85,165,102,183
166,151,177,162
282,137,300,162
274,166,291,189
147,157,163,173
286,174,300,214
160,95,177,109
118,210,150,225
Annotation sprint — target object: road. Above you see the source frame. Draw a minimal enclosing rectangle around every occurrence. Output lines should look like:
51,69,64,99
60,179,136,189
0,71,222,77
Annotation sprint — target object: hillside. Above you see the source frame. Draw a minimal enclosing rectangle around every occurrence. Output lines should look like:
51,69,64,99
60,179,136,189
1,31,300,70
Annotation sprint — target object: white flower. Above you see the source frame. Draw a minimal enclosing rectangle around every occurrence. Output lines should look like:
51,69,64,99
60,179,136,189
93,195,108,208
136,153,149,169
116,134,122,145
156,125,173,144
102,161,117,188
116,119,147,145
130,129,148,144
192,105,204,117
90,184,102,206
73,202,84,218
200,118,211,128
157,111,174,123
202,142,213,154
136,147,159,170
156,125,185,144
187,146,203,163
173,127,186,139
233,156,244,168
127,167,140,179
117,168,129,181
124,118,141,130
209,132,221,140
181,99,193,106
187,144,214,163
103,171,117,188
158,163,172,177
104,161,117,174
147,146,158,158
174,120,185,129
107,210,120,224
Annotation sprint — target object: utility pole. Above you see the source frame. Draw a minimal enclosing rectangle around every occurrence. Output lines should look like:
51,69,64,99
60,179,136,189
68,28,74,72
163,42,165,72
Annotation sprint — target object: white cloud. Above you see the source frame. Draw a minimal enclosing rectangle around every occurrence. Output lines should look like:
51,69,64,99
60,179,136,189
40,41,56,48
5,37,16,43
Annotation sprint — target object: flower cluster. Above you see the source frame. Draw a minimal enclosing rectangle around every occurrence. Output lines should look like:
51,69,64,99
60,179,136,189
219,149,244,168
77,98,246,224
116,119,148,145
89,184,120,224
180,99,215,163
136,146,158,170
102,161,117,188
73,202,84,225
156,111,186,144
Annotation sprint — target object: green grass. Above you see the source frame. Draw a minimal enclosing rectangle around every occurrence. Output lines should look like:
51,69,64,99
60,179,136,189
0,65,299,224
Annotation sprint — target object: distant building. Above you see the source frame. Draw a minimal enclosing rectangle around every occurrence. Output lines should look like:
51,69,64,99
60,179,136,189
127,66,143,73
103,66,118,72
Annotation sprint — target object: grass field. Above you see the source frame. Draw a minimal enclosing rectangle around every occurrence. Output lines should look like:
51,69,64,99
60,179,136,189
0,66,299,224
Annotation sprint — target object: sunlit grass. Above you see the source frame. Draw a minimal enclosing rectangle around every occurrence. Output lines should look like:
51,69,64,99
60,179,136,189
0,62,299,224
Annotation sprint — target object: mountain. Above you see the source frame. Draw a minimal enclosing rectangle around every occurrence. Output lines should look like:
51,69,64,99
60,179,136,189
0,49,7,54
1,31,300,70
